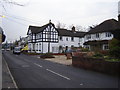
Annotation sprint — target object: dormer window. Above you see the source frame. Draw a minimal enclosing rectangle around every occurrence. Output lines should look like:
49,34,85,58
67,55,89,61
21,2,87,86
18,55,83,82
96,33,99,38
106,32,111,37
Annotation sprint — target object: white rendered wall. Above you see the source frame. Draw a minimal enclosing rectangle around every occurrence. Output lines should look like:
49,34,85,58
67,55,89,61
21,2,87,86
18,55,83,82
58,36,83,48
42,42,59,53
84,32,113,43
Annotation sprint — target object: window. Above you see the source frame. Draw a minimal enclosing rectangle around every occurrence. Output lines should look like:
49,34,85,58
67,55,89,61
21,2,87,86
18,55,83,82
79,38,82,42
86,35,91,39
66,37,68,41
103,44,109,50
36,44,38,51
52,47,59,53
71,37,74,41
106,32,111,37
28,44,31,51
96,33,99,38
60,36,63,41
85,45,90,50
42,28,58,42
39,43,41,51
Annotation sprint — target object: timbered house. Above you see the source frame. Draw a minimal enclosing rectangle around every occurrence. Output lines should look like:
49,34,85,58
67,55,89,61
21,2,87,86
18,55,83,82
27,21,59,53
27,21,86,53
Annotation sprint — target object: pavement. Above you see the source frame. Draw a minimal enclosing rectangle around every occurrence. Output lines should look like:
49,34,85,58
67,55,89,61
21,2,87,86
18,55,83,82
37,55,72,66
2,56,16,89
2,51,119,88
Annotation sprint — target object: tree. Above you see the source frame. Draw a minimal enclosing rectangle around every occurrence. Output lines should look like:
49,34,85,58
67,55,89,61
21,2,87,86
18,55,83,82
76,25,87,32
14,40,19,46
109,38,120,58
68,24,87,32
88,24,98,31
56,21,66,29
68,24,74,30
111,29,120,40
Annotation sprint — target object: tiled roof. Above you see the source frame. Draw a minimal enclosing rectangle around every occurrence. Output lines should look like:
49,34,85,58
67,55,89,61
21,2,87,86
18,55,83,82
86,19,120,34
28,23,86,37
28,22,55,34
57,28,86,37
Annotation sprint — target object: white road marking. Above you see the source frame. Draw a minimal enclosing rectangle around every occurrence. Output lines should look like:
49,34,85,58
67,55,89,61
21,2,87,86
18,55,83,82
80,83,83,86
46,69,71,80
34,63,43,68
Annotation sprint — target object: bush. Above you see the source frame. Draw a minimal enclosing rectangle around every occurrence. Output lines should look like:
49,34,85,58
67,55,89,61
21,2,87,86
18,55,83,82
81,48,89,52
99,50,109,55
109,46,120,58
40,53,55,59
23,52,42,55
93,53,103,58
109,38,120,59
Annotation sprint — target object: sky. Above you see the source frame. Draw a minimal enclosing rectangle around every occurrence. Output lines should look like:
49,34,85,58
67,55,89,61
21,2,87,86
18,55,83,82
1,0,120,42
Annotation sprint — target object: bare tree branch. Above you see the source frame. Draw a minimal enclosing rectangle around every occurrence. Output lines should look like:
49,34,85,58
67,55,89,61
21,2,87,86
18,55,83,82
56,21,66,29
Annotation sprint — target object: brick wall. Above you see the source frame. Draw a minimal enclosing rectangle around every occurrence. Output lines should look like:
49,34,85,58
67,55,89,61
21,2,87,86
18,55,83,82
72,56,120,76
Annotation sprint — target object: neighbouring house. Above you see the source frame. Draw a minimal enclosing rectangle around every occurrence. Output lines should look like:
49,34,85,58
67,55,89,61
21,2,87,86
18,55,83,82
83,16,120,51
27,21,86,53
18,36,28,49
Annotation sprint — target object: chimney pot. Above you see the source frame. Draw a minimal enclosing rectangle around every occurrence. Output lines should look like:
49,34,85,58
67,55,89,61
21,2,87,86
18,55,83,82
72,26,75,32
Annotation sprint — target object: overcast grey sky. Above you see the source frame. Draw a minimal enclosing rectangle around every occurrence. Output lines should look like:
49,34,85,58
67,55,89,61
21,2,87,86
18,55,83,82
1,0,120,42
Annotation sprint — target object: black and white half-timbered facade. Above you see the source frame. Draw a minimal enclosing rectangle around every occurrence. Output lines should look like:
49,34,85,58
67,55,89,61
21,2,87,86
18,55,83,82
27,21,86,53
27,22,59,53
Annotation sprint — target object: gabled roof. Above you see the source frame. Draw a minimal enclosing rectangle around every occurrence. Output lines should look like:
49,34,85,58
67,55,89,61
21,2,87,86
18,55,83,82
57,28,86,37
27,23,86,37
27,22,56,35
86,19,120,34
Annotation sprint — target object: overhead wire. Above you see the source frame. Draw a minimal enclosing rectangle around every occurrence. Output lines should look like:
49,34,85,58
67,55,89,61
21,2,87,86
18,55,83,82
3,12,41,25
4,16,28,26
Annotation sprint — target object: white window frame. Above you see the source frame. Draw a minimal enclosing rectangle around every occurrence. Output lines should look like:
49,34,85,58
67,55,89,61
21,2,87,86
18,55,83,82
103,44,109,50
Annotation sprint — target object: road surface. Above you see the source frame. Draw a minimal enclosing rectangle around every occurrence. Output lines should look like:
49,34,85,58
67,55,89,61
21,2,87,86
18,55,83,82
2,51,119,88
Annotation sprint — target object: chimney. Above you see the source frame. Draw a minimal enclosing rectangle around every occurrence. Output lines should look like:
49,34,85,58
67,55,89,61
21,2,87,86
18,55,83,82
72,26,75,32
49,20,51,23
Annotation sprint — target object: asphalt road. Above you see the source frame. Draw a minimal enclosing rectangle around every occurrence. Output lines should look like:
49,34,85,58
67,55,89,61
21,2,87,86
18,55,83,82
2,51,119,88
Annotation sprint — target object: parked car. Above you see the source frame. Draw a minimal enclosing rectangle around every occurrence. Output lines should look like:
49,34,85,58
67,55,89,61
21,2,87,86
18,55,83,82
13,47,21,55
6,48,10,51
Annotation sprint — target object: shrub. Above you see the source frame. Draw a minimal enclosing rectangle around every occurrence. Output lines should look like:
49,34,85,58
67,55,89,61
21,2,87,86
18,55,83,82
109,46,120,58
81,48,89,52
23,52,42,55
109,38,120,59
99,50,109,55
93,53,103,58
40,53,55,59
